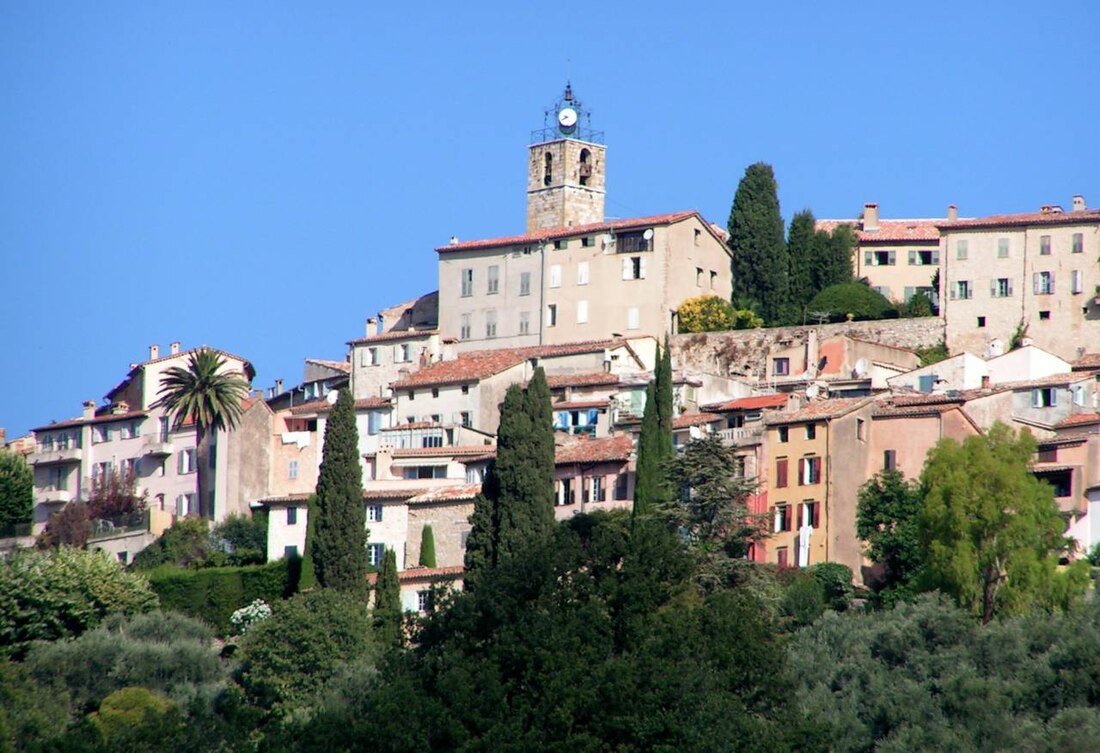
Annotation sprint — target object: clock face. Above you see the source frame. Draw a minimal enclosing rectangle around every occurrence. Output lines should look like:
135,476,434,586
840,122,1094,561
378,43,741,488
557,107,578,133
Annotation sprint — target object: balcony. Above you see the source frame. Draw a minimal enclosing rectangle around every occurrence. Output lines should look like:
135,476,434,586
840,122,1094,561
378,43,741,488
31,446,83,466
143,436,174,456
717,426,764,446
37,487,73,505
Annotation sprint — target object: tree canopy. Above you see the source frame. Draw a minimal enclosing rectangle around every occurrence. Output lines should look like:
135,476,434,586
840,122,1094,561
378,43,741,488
728,162,789,324
313,388,368,592
807,281,895,321
0,450,32,533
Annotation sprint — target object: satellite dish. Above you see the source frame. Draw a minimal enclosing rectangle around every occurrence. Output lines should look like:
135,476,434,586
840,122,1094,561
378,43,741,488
642,228,654,241
806,384,820,400
326,390,339,405
854,358,869,378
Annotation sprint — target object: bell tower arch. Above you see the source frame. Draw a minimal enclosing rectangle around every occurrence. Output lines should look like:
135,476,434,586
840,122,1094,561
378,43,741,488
526,83,606,234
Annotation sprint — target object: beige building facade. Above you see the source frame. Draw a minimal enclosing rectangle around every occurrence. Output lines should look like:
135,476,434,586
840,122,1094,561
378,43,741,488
940,198,1100,360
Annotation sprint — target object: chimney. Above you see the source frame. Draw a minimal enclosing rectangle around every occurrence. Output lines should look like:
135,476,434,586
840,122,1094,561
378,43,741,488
981,375,991,390
441,339,458,362
149,344,160,360
0,428,6,444
805,330,819,376
1072,195,1086,212
170,341,181,355
275,379,283,395
449,235,459,245
83,400,97,420
367,317,376,336
863,203,879,231
112,401,129,415
947,204,958,222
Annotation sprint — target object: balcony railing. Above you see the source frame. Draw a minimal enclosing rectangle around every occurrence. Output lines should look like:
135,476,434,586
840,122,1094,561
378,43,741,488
37,487,73,505
143,435,174,456
31,446,83,466
88,510,150,540
717,426,764,445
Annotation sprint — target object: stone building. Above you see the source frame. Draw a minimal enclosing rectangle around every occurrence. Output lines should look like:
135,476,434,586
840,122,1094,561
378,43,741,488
939,196,1100,360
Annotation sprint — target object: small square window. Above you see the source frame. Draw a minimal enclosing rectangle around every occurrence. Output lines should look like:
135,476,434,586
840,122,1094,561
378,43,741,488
977,316,986,328
773,357,790,376
1039,310,1051,320
431,387,440,398
778,426,789,443
805,423,816,440
287,506,298,525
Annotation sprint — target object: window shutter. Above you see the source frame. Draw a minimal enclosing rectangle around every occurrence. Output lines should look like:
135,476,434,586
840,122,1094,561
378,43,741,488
797,503,804,528
888,250,896,265
812,502,821,528
864,251,872,267
622,258,631,280
1049,273,1055,294
908,250,917,265
1050,389,1057,407
1033,273,1039,294
813,457,822,481
950,285,957,300
1032,389,1040,408
774,507,782,533
932,250,940,264
776,458,787,488
990,279,997,297
783,505,792,531
797,458,805,486
376,506,383,522
178,452,185,475
639,257,647,279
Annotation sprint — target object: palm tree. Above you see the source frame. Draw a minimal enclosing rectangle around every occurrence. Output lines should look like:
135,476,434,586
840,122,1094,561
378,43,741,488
152,348,250,518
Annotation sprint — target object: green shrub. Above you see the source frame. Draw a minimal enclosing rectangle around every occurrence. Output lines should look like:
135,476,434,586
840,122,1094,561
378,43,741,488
809,562,854,612
808,282,896,321
780,573,826,628
0,547,158,658
419,525,437,568
131,517,217,570
212,514,268,565
147,560,296,633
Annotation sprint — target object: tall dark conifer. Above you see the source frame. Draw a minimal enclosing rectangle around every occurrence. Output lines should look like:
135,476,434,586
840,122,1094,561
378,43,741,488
632,381,661,521
655,338,674,460
728,163,789,324
373,547,402,646
313,388,368,592
787,210,817,310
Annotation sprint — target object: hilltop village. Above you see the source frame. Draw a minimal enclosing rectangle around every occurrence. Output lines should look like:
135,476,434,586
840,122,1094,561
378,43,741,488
9,85,1100,609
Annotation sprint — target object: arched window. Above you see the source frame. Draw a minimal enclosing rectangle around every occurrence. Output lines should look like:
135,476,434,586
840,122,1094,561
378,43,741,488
544,152,553,186
579,148,591,186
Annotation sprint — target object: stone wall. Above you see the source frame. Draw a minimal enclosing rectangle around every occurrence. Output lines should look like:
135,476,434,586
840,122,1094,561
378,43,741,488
671,317,945,379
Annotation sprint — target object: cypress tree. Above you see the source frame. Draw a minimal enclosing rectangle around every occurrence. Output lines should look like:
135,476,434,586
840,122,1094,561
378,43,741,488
464,368,557,582
633,381,661,521
419,525,437,568
373,547,402,646
787,210,817,310
826,224,855,286
728,162,789,324
655,339,674,460
313,388,368,592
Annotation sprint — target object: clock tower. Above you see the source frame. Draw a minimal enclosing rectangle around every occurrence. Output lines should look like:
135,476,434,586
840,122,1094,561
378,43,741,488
526,83,606,234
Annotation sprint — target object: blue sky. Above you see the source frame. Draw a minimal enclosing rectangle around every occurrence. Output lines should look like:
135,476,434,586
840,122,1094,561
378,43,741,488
2,1,1098,438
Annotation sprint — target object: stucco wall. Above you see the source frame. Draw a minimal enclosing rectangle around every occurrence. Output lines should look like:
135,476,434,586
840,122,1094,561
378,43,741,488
406,500,475,569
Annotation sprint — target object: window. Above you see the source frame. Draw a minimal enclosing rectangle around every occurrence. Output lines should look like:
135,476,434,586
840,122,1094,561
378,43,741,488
546,304,557,327
287,506,298,525
403,465,446,479
461,268,473,297
617,231,650,253
1073,384,1087,406
977,316,986,327
909,249,940,266
1040,235,1051,255
487,265,500,295
622,256,646,280
991,278,1013,298
884,450,897,471
395,343,411,363
799,456,822,485
776,547,789,568
283,545,298,559
614,473,629,500
805,423,816,440
422,435,443,448
93,425,110,444
956,239,968,260
460,411,472,427
626,306,639,330
368,411,382,435
1072,233,1084,254
577,261,589,285
120,457,137,477
577,300,588,324
1072,270,1084,294
773,357,790,376
417,590,432,612
519,310,531,335
776,457,788,488
366,505,383,522
589,476,605,503
93,461,113,483
1033,271,1054,295
951,280,972,300
543,152,552,186
549,264,562,288
176,493,196,517
866,250,896,266
778,426,789,443
997,238,1009,258
367,544,385,567
120,421,140,440
486,310,497,339
1032,387,1057,408
696,267,704,286
693,228,701,245
856,418,866,441
774,504,792,532
178,448,197,474
798,501,821,529
1039,310,1051,321
519,271,531,296
554,239,567,250
461,385,469,395
289,460,298,480
459,314,471,340
710,270,717,289
581,236,594,247
556,478,574,506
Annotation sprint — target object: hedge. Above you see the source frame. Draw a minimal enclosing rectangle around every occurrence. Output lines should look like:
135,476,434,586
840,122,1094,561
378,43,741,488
146,558,300,633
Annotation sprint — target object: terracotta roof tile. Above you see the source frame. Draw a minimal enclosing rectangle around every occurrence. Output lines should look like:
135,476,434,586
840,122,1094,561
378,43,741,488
397,565,464,582
555,435,633,465
546,372,621,388
1072,354,1100,371
407,484,482,504
937,208,1100,230
705,394,789,412
766,397,873,425
258,493,313,506
392,339,630,389
553,400,610,410
365,445,494,459
996,373,1094,390
816,218,942,243
305,358,351,374
382,421,441,431
347,329,438,346
435,210,703,253
287,396,389,415
33,409,148,433
1056,413,1100,428
672,412,722,429
363,488,430,501
1037,433,1092,448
